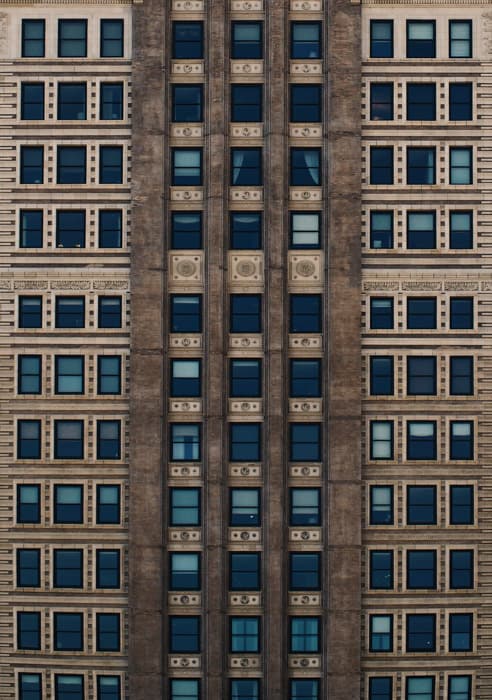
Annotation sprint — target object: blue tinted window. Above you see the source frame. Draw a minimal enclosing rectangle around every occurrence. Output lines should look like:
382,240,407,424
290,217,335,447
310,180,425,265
230,423,261,461
407,486,436,525
230,552,261,590
17,611,40,649
17,549,40,587
17,484,40,524
17,419,41,459
54,612,83,651
54,420,83,459
20,146,43,184
369,551,393,589
100,146,123,184
96,550,120,588
232,22,262,59
370,211,393,249
407,421,436,460
370,21,393,58
58,19,87,57
370,356,393,395
406,20,435,58
22,20,45,58
100,83,123,120
289,552,320,590
57,146,86,184
407,83,436,120
100,19,124,58
18,355,41,394
56,210,85,248
407,147,435,185
21,83,44,120
232,84,262,122
450,83,472,120
20,210,43,248
57,83,86,120
173,22,203,59
96,485,121,525
370,83,393,120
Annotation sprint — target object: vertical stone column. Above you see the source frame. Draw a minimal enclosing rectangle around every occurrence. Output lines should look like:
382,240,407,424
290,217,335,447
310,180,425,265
129,0,166,696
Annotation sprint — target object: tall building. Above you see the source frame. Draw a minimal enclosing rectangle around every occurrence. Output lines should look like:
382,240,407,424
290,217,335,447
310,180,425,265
1,0,491,699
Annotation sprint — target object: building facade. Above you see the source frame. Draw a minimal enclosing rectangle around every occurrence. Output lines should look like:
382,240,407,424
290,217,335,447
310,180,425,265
1,0,492,699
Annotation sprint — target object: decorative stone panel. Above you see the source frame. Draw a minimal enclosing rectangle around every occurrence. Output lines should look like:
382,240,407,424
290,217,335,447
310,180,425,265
291,0,322,9
171,61,204,75
169,465,201,478
289,187,322,202
289,399,322,414
289,464,321,478
229,399,263,414
289,655,321,668
229,253,264,284
229,656,261,669
229,187,263,202
169,656,201,669
289,125,323,138
231,0,263,10
170,253,203,283
173,0,204,10
169,529,201,543
289,335,322,349
171,125,203,138
231,124,263,138
288,252,323,285
229,335,262,349
169,399,202,413
169,593,201,607
231,60,264,75
170,188,203,202
290,61,322,75
229,593,261,606
169,335,202,349
229,464,262,478
229,528,261,543
289,593,321,606
289,528,321,542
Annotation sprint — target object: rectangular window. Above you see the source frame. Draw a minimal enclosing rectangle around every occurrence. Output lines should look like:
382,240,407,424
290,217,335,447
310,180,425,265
17,419,41,459
450,297,473,329
54,420,84,459
20,210,43,248
97,420,121,460
407,20,436,58
17,484,40,524
55,296,85,328
370,147,393,185
98,356,122,395
18,355,41,394
96,613,120,652
370,356,394,395
406,613,436,652
170,423,201,461
173,84,203,122
230,359,261,397
450,356,473,395
96,549,120,588
290,294,321,333
172,212,202,249
407,297,437,329
407,211,436,249
370,420,393,459
291,84,321,122
406,83,436,120
171,295,202,332
230,488,260,526
370,20,393,58
449,613,472,652
97,210,122,249
370,83,393,120
56,210,85,248
290,423,321,461
232,22,263,59
231,680,259,700
100,145,123,184
56,676,84,700
22,19,45,58
406,677,434,700
407,356,436,395
170,680,200,700
450,421,473,460
54,549,83,588
369,485,393,525
21,83,44,120
369,678,392,700
173,22,203,59
450,147,472,185
407,485,437,525
57,145,86,184
230,423,261,462
290,680,319,700
55,356,84,394
407,421,437,460
17,548,40,587
230,294,261,332
172,148,202,186
57,83,86,120
289,616,320,652
230,212,261,249
170,616,201,653
170,488,201,526
54,484,83,524
19,673,42,700
231,147,262,186
54,611,83,651
290,212,320,249
19,296,42,329
289,488,320,526
100,19,124,57
230,616,259,653
407,550,436,589
17,611,40,650
290,147,321,186
290,359,321,398
170,552,201,590
20,145,43,184
171,359,201,397
291,22,321,59
230,552,261,590
232,84,262,122
369,614,393,652
450,549,473,589
450,83,472,120
289,552,320,590
96,484,121,525
97,676,121,700
407,147,435,185
449,20,472,58
100,82,124,120
450,485,474,525
98,296,122,328
369,551,393,589
450,211,473,249
58,19,87,58
370,211,393,249
448,676,471,700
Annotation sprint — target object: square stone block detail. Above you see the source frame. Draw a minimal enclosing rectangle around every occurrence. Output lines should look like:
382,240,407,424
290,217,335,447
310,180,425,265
170,253,203,283
229,253,264,283
289,252,323,284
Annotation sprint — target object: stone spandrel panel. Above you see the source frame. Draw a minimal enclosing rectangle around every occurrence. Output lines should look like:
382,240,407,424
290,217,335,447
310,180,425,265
169,253,203,284
288,252,323,286
229,252,264,284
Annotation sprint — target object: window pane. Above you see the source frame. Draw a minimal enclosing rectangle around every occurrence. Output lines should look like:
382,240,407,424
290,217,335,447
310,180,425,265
370,211,393,249
172,212,202,249
58,19,87,58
